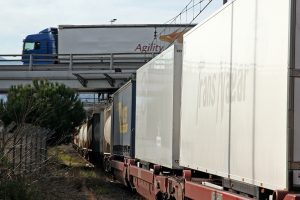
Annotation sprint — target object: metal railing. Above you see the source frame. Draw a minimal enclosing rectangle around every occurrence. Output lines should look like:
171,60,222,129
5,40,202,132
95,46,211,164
0,52,158,71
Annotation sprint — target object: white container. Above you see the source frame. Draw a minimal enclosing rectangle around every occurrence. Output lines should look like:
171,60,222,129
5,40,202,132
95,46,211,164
135,44,182,169
180,0,290,190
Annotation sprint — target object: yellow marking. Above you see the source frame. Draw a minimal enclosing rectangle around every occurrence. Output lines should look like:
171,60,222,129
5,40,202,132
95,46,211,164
118,102,128,134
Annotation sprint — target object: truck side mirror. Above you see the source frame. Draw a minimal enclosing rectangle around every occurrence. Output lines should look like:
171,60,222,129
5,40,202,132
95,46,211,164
34,42,41,50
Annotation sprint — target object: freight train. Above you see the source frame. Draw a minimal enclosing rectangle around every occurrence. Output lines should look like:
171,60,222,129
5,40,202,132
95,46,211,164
73,0,300,199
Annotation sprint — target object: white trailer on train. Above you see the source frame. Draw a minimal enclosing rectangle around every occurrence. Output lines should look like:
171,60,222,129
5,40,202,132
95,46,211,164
180,0,298,193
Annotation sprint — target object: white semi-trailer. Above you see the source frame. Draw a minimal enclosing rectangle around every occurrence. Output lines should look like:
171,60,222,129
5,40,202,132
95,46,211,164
180,0,296,194
58,25,183,54
136,44,182,169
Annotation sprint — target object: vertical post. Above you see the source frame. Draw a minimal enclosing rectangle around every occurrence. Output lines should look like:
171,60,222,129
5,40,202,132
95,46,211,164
93,93,95,111
29,54,33,71
69,54,73,70
35,130,38,171
19,135,23,174
25,132,28,174
39,132,43,172
44,133,47,167
30,132,33,173
110,53,114,70
1,123,4,150
12,135,16,174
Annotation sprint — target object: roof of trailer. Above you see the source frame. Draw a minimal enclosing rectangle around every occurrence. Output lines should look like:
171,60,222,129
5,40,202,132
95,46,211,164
58,24,196,29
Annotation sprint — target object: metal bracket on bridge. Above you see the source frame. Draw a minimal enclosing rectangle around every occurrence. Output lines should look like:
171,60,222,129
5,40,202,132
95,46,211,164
104,73,115,87
73,73,88,87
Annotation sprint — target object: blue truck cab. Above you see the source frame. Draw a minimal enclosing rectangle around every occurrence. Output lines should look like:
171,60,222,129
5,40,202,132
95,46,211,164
22,28,58,64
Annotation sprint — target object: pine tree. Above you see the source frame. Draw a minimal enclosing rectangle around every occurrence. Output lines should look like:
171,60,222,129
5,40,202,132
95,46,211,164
0,80,86,144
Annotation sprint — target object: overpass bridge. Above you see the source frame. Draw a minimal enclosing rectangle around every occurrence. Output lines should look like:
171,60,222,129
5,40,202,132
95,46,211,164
0,53,156,93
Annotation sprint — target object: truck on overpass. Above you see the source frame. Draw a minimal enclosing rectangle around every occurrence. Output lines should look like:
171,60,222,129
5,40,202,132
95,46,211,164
21,24,195,64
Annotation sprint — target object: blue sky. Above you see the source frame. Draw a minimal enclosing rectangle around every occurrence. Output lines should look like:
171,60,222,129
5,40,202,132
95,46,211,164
0,0,223,54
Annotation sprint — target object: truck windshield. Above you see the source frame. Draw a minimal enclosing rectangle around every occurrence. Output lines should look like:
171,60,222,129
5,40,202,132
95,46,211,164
24,42,40,51
24,42,35,51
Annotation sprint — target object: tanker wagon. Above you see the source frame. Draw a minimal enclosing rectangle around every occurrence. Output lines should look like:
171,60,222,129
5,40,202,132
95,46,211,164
88,109,111,164
73,121,91,158
73,107,111,163
102,106,112,171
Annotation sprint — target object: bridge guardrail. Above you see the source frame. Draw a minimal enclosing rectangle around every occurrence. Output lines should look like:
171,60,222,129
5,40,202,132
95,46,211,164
0,52,158,71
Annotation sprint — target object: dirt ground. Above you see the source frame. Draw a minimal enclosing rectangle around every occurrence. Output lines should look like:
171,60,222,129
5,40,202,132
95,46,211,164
34,144,143,200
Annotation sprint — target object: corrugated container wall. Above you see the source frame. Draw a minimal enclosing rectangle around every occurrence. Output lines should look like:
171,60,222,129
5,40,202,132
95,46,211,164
111,81,136,158
135,44,182,169
180,0,289,191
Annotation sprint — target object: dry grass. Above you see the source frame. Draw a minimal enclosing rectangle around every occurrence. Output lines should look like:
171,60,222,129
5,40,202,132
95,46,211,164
39,144,143,200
